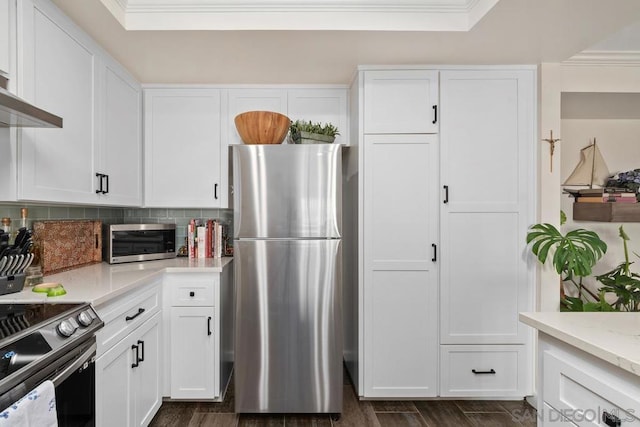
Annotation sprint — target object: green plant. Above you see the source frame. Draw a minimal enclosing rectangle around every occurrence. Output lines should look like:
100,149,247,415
526,222,608,311
289,120,340,140
595,226,640,311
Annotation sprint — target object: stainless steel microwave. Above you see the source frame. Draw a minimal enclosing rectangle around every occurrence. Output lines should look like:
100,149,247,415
103,223,177,264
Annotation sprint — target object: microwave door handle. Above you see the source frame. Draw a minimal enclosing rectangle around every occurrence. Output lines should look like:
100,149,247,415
51,342,97,387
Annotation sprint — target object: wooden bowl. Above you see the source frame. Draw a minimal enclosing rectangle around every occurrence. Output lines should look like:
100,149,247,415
234,111,290,145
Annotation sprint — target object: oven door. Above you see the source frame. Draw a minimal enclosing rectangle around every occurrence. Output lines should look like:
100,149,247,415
0,338,96,427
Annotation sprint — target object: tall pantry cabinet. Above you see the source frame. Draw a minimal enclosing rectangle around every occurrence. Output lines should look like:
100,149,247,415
349,66,535,399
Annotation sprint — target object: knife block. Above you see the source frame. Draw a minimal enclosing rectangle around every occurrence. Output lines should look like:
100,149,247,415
0,274,26,296
33,220,102,275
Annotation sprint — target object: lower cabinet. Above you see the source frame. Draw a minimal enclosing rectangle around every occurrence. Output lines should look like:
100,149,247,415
96,312,162,427
538,333,640,426
170,306,216,398
164,264,234,401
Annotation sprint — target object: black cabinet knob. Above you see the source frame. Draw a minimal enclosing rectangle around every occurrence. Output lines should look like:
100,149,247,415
189,291,195,297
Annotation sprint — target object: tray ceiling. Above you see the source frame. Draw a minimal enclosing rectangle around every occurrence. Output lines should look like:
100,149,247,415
98,0,500,31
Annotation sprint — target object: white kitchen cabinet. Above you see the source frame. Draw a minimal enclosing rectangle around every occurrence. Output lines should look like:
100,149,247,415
144,88,223,208
0,0,10,76
363,70,439,134
438,69,535,397
97,58,142,206
351,66,535,399
226,88,287,145
287,88,348,145
439,69,535,346
539,333,640,426
439,345,529,397
170,306,216,398
96,311,162,427
163,265,234,400
95,280,162,427
17,0,142,206
362,133,439,398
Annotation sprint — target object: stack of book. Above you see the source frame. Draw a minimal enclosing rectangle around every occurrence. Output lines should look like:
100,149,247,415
187,219,226,259
565,188,638,204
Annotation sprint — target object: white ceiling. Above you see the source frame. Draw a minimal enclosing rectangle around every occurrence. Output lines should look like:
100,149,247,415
50,0,640,84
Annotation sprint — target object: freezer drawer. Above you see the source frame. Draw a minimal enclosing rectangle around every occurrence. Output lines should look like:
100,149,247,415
232,144,342,239
234,239,342,413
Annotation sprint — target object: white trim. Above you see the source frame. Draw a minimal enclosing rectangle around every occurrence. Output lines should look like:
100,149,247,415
99,0,499,31
563,50,640,66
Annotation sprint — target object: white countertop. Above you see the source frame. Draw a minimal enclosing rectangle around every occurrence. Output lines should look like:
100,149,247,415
520,312,640,377
0,257,233,306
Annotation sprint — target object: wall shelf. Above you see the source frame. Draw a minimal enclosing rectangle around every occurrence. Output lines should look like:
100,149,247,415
573,202,640,222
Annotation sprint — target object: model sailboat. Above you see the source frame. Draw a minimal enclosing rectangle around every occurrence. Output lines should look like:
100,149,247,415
564,139,610,189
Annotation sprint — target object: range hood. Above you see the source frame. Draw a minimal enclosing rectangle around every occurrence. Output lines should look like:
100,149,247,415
0,75,63,128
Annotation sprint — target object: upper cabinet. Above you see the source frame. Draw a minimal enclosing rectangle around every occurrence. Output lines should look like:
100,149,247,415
363,70,439,134
287,89,348,146
0,1,10,76
144,88,223,208
16,0,142,206
225,87,348,145
100,59,142,206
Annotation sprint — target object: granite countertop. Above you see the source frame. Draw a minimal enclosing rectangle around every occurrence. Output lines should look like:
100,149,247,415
520,312,640,377
0,257,233,306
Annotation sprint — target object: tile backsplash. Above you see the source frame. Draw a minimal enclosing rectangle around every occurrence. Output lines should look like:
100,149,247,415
0,204,233,253
122,208,233,250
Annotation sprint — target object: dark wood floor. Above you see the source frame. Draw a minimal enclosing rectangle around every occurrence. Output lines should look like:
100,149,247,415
150,374,537,427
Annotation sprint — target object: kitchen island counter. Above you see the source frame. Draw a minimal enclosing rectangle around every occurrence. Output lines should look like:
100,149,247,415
519,311,640,377
0,257,233,306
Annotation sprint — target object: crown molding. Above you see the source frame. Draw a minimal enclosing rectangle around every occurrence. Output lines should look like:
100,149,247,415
99,0,499,31
563,50,640,66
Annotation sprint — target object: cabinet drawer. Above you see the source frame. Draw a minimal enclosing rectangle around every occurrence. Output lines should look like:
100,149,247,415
168,276,217,306
440,345,528,397
541,403,578,427
543,350,640,426
95,281,161,356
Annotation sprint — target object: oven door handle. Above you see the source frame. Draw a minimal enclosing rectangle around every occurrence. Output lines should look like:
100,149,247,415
51,342,96,388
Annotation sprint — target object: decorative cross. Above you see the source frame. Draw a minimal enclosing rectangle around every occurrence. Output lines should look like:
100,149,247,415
542,130,561,172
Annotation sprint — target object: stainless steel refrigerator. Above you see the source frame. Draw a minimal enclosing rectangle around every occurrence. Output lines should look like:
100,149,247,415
232,144,343,414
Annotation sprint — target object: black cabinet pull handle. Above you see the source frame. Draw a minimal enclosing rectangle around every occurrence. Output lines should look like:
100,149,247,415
104,174,109,194
207,316,212,336
431,244,437,262
472,369,496,375
131,344,139,368
432,105,438,124
125,308,145,321
95,173,103,194
189,291,195,297
137,340,144,362
95,234,99,249
443,185,449,204
603,411,621,427
214,183,218,200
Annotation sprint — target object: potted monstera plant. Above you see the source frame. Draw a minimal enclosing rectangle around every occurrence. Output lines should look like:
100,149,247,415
526,218,609,311
289,120,340,144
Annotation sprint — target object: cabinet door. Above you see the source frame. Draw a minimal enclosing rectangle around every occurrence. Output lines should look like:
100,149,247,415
363,70,438,134
287,88,348,145
0,0,9,75
96,330,135,427
362,134,439,398
18,0,99,204
134,313,162,427
144,88,222,207
227,89,287,145
170,306,216,399
439,69,535,345
99,59,142,206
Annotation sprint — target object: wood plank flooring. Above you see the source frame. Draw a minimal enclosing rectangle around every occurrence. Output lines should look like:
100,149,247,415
150,373,537,427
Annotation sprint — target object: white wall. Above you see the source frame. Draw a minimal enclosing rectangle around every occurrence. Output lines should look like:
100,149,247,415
558,68,640,301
